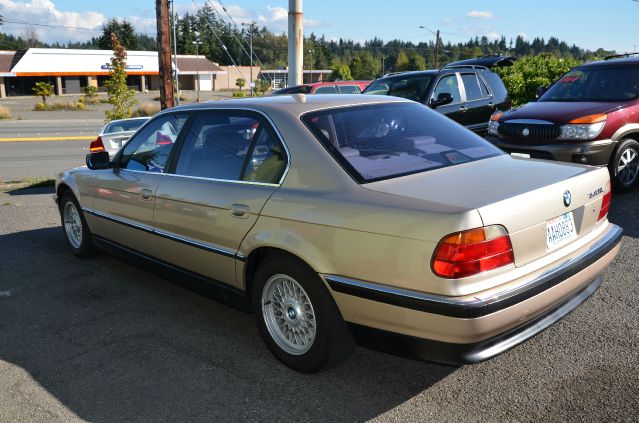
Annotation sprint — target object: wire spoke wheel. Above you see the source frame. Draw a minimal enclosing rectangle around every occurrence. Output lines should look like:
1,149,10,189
63,201,83,249
261,274,317,355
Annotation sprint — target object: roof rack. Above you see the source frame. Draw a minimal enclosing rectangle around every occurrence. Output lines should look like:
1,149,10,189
604,52,639,60
382,71,403,77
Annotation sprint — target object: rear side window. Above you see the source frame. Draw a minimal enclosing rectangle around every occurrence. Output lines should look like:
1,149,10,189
314,86,338,94
363,74,433,102
174,111,286,184
461,73,486,101
302,102,502,183
481,71,508,100
338,85,361,94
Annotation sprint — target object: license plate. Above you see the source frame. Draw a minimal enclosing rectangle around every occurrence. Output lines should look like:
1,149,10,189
546,212,577,250
511,152,530,159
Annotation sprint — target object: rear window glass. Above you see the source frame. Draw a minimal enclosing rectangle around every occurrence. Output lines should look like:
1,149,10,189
338,85,361,94
302,102,502,183
363,74,433,102
541,65,639,102
314,86,338,94
104,118,148,133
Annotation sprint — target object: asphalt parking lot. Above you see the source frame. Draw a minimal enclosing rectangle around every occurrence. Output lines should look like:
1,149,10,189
0,186,638,423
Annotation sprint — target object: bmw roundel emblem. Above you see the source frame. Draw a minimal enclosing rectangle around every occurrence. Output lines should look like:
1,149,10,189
522,128,530,137
563,190,572,207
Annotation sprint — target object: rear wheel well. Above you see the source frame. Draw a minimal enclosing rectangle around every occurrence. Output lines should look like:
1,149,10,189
243,247,317,313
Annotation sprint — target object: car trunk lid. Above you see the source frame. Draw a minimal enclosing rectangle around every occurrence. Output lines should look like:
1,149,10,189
363,155,611,266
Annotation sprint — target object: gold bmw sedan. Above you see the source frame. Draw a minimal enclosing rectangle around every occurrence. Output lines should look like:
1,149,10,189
55,95,622,372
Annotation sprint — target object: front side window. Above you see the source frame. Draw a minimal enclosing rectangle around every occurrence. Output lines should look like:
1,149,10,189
363,74,434,102
541,65,639,102
302,103,502,183
174,111,286,183
118,113,189,172
432,74,461,103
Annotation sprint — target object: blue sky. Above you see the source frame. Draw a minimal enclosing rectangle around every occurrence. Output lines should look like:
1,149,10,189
1,0,638,52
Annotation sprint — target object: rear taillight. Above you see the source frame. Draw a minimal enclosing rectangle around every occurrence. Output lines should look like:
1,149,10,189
598,191,611,222
432,225,514,279
89,136,105,152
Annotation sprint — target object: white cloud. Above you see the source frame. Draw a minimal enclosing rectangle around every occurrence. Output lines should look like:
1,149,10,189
439,18,453,26
256,5,324,32
0,0,104,42
466,10,494,20
485,32,501,41
518,32,528,40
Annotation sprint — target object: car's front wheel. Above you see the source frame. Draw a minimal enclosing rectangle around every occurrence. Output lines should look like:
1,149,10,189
59,192,94,257
252,254,355,372
610,138,639,192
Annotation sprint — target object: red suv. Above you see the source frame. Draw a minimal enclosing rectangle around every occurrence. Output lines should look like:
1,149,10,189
272,80,371,95
487,54,639,191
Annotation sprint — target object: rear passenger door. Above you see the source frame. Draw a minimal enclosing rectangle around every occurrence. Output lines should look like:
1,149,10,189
153,110,288,288
459,72,495,134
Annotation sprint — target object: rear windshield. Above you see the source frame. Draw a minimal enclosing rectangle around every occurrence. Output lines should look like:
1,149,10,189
302,102,502,183
104,119,148,133
540,65,639,102
363,74,434,102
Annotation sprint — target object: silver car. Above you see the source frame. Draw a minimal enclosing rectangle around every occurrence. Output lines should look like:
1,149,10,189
90,117,151,157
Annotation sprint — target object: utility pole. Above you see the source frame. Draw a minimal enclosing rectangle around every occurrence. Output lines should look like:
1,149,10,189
308,49,314,82
288,0,303,87
171,0,179,105
193,31,202,102
155,0,175,109
419,25,441,69
242,22,255,96
381,55,386,75
435,29,441,68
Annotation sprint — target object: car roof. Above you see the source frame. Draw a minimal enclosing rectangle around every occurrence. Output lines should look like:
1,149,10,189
377,70,439,80
581,56,639,67
166,94,411,116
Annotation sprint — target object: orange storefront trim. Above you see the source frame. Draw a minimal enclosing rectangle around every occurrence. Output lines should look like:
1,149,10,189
14,72,160,77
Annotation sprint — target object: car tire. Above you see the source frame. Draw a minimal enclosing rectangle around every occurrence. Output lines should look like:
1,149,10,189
59,192,94,257
609,139,639,192
252,254,355,373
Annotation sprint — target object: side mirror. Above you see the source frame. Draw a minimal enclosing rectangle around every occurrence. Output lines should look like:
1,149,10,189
86,151,112,170
429,92,454,108
536,86,547,99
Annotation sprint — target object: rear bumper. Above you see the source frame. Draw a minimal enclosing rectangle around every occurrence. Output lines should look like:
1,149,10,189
325,224,622,364
485,136,616,166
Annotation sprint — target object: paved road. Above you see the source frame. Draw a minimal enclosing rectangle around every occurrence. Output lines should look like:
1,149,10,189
0,140,88,181
0,120,103,139
0,186,637,422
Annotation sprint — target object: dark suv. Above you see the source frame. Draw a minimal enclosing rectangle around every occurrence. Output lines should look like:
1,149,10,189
487,54,639,191
363,56,513,135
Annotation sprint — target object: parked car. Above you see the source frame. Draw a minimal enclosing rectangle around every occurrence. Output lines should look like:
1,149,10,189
90,117,151,157
486,54,639,191
272,80,371,95
363,56,513,135
56,95,621,372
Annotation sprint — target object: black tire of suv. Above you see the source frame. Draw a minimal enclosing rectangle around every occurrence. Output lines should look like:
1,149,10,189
252,254,356,373
59,192,95,257
609,138,639,193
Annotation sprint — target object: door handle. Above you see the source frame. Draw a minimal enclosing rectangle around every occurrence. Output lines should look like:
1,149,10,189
230,204,250,218
140,189,153,200
459,105,468,113
488,102,495,108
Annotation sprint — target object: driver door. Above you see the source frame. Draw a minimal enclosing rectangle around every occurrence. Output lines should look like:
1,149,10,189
429,73,466,125
88,113,190,257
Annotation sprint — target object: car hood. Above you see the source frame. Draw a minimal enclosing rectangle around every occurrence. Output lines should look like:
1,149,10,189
501,101,629,124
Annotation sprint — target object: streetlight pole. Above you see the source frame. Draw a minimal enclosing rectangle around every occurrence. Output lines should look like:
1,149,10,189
419,25,440,68
382,55,386,75
308,49,314,82
193,31,202,102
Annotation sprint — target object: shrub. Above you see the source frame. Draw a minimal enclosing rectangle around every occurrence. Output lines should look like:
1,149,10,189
232,91,245,98
495,55,582,107
132,102,161,117
32,81,54,105
0,105,12,119
83,85,98,100
34,102,47,111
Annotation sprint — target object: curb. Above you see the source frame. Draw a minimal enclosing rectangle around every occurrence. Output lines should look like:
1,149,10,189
0,136,94,142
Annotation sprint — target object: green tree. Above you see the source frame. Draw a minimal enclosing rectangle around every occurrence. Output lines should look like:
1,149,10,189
236,77,246,91
82,85,98,99
97,19,138,50
496,54,582,106
330,62,353,81
406,51,426,71
104,33,137,123
349,51,380,80
394,50,409,71
32,81,54,105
